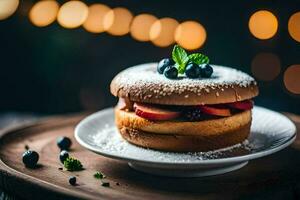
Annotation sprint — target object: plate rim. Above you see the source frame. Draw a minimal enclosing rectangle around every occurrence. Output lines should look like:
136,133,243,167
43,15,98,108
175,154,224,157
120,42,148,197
75,106,296,166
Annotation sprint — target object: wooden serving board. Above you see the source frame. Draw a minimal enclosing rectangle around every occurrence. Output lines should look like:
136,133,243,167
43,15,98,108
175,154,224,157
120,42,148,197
0,113,300,200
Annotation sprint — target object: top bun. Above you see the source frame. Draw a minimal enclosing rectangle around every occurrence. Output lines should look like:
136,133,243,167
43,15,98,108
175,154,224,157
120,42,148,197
110,63,258,105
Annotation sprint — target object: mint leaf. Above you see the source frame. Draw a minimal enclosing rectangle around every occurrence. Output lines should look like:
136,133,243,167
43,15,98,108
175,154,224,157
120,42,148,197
94,171,106,179
172,45,189,74
188,53,209,65
63,157,83,171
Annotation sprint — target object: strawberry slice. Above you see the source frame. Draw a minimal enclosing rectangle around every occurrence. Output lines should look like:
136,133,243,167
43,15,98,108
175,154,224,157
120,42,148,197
227,100,253,110
134,103,181,121
198,105,231,117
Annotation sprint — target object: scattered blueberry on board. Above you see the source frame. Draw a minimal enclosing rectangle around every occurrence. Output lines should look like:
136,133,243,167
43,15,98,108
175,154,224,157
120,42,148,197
69,176,76,186
57,136,72,150
101,181,110,187
157,45,213,79
59,150,69,164
22,150,39,168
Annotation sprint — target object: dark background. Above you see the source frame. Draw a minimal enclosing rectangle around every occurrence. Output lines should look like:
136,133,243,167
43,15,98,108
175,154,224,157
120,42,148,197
0,0,299,115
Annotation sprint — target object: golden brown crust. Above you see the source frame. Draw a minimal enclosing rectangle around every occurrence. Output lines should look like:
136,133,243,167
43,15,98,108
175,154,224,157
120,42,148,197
118,123,251,152
115,108,252,151
110,63,259,105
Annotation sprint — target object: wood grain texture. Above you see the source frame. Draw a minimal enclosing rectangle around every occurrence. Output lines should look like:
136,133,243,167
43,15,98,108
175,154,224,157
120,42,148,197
0,113,299,200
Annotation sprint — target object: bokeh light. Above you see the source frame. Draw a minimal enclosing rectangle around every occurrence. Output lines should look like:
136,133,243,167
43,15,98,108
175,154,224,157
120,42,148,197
0,0,19,20
130,14,157,42
83,4,111,33
57,0,88,29
248,10,278,40
103,7,133,36
284,65,300,94
288,12,300,43
29,0,59,27
149,18,179,47
175,21,207,50
251,52,281,81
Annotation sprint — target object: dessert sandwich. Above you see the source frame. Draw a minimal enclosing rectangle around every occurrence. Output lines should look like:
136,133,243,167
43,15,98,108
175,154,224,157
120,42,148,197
110,45,259,152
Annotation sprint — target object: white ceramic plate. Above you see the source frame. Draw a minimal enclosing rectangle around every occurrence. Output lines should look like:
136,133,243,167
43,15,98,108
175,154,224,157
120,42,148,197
75,106,296,177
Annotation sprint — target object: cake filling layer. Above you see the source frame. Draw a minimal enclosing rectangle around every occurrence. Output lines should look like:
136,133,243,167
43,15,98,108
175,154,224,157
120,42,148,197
115,108,251,136
117,98,253,122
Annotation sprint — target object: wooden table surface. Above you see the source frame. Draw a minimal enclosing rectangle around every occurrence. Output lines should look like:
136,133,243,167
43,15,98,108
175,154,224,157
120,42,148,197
0,112,299,200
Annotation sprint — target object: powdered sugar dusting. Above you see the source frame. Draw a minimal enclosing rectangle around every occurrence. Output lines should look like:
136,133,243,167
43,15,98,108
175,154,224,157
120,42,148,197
92,126,253,163
112,63,257,100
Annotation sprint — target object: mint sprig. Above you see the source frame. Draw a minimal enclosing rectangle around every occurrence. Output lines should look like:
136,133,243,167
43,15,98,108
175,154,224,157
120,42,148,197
188,53,209,65
94,171,106,179
94,171,110,187
171,45,209,74
63,157,83,171
172,45,189,74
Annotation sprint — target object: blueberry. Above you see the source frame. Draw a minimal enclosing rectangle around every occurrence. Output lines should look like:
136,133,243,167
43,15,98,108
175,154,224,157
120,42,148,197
185,109,202,121
200,64,213,78
157,58,175,74
69,176,76,186
57,136,72,150
185,63,201,78
22,150,39,168
163,66,178,79
101,181,110,187
59,150,69,164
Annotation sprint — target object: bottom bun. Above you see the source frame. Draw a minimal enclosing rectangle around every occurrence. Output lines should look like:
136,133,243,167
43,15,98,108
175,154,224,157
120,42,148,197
115,109,252,152
118,123,250,152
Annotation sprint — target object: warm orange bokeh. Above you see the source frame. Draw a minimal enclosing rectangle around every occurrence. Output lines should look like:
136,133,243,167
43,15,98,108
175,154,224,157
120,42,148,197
29,0,59,27
175,21,206,50
57,0,88,29
103,7,133,36
284,65,300,94
288,12,300,43
83,4,111,33
248,10,278,40
130,14,157,42
0,0,19,20
149,18,179,47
